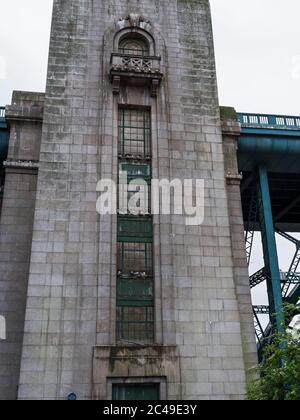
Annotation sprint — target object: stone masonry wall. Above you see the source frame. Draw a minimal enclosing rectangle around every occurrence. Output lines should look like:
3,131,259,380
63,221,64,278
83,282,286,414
0,92,43,400
18,0,255,400
221,109,258,377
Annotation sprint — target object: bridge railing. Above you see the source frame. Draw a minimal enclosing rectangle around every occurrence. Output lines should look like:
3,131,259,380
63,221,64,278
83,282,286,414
237,112,300,129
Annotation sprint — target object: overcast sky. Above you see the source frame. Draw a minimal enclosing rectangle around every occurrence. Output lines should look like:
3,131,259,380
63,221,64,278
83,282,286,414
0,1,299,309
0,0,300,114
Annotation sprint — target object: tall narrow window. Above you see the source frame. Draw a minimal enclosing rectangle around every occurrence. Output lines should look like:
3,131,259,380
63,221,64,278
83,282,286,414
118,108,151,160
119,162,151,214
117,107,154,344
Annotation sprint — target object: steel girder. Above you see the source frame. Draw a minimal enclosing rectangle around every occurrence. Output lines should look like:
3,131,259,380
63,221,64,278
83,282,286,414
245,182,259,265
257,166,285,333
276,229,300,298
247,166,288,359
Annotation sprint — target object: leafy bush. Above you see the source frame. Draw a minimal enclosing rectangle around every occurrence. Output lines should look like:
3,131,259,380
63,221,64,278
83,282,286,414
247,305,300,400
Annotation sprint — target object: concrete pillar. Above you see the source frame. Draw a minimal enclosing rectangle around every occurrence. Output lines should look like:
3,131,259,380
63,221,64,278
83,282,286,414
221,107,258,375
0,92,43,399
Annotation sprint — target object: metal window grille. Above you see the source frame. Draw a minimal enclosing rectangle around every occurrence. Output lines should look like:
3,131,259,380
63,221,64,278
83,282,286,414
116,107,154,343
117,277,154,306
117,242,153,275
116,306,154,343
117,215,154,342
119,39,149,57
118,108,151,159
117,216,153,242
118,163,151,214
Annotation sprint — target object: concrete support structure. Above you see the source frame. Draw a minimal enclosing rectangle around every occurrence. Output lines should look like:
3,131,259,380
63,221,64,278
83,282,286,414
221,108,257,373
0,1,257,400
0,92,43,400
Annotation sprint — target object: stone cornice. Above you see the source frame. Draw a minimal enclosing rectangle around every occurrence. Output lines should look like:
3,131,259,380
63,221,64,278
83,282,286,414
5,106,44,123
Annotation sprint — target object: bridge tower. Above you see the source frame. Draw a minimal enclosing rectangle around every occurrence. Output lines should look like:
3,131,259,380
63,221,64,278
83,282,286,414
0,0,257,400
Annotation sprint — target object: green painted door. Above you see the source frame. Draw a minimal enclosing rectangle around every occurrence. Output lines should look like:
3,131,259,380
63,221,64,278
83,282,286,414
112,384,160,400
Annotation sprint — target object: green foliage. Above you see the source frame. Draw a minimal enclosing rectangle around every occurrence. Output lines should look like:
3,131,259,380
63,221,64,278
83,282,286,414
247,305,300,400
219,106,237,121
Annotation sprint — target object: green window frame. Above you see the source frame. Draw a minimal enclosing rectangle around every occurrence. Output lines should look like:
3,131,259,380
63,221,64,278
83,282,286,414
112,383,160,401
116,106,154,344
117,242,153,275
118,162,152,214
117,276,154,306
117,216,153,242
116,306,154,343
117,217,153,276
117,216,154,342
118,107,151,159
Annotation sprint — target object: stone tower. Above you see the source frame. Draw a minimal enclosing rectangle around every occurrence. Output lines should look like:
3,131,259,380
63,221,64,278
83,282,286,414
0,0,257,400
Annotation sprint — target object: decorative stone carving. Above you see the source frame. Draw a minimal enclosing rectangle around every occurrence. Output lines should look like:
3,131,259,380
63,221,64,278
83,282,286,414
117,18,126,30
110,55,163,96
116,14,151,31
128,13,141,27
112,15,162,96
112,57,161,74
112,75,121,95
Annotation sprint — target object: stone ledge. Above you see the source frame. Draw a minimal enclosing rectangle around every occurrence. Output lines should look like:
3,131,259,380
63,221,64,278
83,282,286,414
226,172,243,185
92,345,180,400
5,91,45,123
5,106,44,123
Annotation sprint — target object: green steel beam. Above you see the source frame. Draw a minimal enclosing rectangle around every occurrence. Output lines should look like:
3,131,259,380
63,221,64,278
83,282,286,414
258,166,285,334
245,181,259,266
253,310,265,346
250,267,268,288
0,130,9,161
239,137,300,154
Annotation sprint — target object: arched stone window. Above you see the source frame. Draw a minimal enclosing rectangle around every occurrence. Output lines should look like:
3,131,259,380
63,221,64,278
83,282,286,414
119,36,149,57
114,27,156,57
110,25,162,96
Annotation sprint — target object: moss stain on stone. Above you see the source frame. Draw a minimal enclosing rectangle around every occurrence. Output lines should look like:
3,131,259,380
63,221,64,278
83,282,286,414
220,106,237,121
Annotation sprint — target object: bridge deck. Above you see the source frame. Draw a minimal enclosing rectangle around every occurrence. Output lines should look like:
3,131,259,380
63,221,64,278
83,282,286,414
237,112,300,232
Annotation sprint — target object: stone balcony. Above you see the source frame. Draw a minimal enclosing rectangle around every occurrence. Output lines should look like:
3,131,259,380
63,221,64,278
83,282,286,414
110,53,163,96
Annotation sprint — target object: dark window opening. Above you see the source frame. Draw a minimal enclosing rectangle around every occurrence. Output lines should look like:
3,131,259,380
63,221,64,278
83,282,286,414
118,108,151,160
118,162,151,214
117,242,153,275
117,106,154,344
119,37,150,57
116,305,154,343
112,383,160,400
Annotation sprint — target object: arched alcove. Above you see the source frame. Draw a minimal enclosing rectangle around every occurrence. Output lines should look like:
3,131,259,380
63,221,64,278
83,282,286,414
114,27,156,57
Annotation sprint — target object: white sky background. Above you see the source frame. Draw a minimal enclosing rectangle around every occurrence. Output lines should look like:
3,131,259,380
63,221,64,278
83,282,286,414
0,0,299,310
0,0,300,113
211,0,300,115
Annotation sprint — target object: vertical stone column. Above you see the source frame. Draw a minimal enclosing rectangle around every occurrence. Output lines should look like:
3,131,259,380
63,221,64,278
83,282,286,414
0,92,43,400
221,107,258,376
18,0,100,400
17,0,257,400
